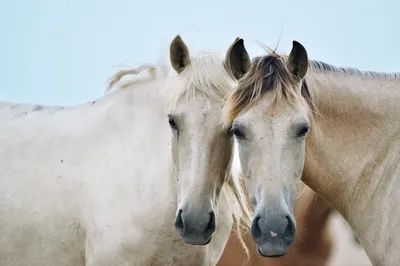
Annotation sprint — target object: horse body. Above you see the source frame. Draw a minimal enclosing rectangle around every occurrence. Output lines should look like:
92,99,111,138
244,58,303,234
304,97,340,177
0,65,234,265
302,69,400,265
224,40,399,265
0,103,90,266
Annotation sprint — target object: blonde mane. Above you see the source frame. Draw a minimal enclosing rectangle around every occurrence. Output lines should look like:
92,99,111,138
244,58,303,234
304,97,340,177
165,50,252,257
309,60,400,80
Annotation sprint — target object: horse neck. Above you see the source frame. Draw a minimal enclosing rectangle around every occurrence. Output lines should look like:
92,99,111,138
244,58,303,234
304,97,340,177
104,79,172,173
302,70,400,261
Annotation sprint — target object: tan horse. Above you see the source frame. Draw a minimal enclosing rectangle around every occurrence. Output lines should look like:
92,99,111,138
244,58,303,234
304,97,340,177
218,180,334,266
223,40,399,265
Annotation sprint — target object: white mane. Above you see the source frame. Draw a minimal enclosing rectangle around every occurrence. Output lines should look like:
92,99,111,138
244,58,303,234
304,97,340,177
106,63,170,94
164,51,235,111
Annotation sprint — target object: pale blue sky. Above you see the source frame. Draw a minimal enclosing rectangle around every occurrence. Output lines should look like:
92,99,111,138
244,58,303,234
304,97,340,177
0,0,398,105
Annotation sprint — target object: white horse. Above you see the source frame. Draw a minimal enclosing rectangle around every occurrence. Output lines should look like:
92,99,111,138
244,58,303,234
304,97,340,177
0,36,251,266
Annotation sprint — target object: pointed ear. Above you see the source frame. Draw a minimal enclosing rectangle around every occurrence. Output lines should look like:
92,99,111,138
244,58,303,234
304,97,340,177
170,35,190,74
225,37,251,80
287,40,308,79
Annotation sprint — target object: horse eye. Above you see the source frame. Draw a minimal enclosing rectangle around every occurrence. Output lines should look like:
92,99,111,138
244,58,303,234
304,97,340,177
297,125,309,137
168,117,177,129
231,126,245,140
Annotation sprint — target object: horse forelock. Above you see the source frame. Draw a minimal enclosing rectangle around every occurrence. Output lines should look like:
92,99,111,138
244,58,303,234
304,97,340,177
164,51,236,112
224,51,314,127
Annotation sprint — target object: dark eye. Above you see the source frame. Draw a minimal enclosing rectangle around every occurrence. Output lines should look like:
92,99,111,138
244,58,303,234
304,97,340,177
168,116,177,129
230,126,245,140
297,125,309,137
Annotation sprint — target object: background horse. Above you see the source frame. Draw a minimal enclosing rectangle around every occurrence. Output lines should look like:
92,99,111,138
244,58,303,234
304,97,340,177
223,40,399,265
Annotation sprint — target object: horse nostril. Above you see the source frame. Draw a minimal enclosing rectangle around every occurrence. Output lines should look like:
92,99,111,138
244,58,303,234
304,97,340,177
251,215,262,239
175,209,184,234
284,215,295,239
205,211,216,235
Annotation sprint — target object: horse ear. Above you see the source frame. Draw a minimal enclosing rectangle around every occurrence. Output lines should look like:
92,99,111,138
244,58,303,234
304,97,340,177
225,37,251,80
287,40,308,79
170,35,190,74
